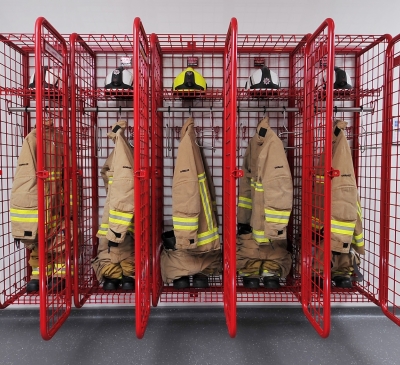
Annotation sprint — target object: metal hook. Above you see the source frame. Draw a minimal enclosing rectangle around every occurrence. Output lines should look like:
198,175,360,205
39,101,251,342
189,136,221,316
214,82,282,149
263,106,266,117
189,106,192,116
166,106,172,157
119,105,122,115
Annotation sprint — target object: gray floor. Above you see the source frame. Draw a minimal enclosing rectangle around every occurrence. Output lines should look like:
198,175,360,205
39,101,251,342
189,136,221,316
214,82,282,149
0,306,399,365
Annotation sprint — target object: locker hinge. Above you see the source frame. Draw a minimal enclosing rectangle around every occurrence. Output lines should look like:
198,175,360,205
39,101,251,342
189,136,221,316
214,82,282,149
328,168,340,178
232,169,244,178
135,169,148,179
37,170,49,179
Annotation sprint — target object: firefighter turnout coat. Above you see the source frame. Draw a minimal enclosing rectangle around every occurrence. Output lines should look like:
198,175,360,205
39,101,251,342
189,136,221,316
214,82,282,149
160,117,222,283
91,120,134,281
237,117,293,278
10,119,70,279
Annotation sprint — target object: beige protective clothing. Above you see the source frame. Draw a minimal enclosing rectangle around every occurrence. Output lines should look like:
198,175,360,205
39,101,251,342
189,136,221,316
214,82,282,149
237,117,293,278
161,117,222,283
91,120,135,281
10,119,71,280
311,120,364,278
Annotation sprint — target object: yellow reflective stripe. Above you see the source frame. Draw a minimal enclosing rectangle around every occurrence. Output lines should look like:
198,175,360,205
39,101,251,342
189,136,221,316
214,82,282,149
250,179,256,189
264,209,290,223
316,175,325,183
352,232,364,246
97,223,109,236
252,229,271,243
173,216,199,231
238,196,252,210
331,220,356,236
198,173,213,231
238,271,259,277
357,202,362,219
311,216,323,230
255,182,264,192
53,264,66,274
197,227,219,246
10,208,38,222
32,265,53,276
109,210,133,226
108,176,113,184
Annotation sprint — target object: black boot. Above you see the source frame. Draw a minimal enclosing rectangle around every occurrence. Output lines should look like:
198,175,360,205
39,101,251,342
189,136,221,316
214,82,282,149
192,273,209,288
103,278,121,290
47,277,66,292
173,276,190,289
262,276,281,289
121,276,135,290
333,276,352,288
242,276,260,289
26,279,39,293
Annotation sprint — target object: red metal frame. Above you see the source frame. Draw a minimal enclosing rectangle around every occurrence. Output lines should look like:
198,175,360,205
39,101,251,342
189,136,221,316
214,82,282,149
381,33,400,325
133,17,151,339
0,33,37,308
223,17,238,338
34,17,71,340
302,18,335,338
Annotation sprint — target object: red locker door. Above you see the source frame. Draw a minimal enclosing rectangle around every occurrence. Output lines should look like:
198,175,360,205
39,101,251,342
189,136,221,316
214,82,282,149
133,17,151,339
34,17,71,340
223,17,238,339
380,34,400,325
302,18,335,338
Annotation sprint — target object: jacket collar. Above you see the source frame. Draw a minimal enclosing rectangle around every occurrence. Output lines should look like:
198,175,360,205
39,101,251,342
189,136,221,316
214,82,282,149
108,120,127,142
180,117,194,140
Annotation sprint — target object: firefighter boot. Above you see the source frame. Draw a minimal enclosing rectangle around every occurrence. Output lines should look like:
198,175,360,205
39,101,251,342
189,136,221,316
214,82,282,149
333,275,352,288
103,278,121,290
47,277,66,292
262,275,281,289
242,276,260,289
26,279,39,293
192,273,209,288
121,276,135,290
173,276,190,289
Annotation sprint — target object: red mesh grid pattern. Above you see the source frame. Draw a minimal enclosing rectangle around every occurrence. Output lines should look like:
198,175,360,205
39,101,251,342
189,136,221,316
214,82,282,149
34,17,71,340
381,34,400,325
0,34,39,307
236,34,308,303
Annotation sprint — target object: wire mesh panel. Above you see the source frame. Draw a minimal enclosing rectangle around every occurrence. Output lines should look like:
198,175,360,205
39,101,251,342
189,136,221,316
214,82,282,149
69,33,98,308
331,33,391,305
0,33,38,307
236,33,308,303
302,18,335,338
34,17,71,340
223,18,238,338
133,17,151,339
152,32,228,306
381,34,400,325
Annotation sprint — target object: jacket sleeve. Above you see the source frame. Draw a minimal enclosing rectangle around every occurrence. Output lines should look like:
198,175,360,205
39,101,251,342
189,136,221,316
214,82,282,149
330,130,358,253
10,132,39,243
106,133,134,244
237,140,252,225
101,150,114,194
261,136,293,240
351,193,364,255
172,134,200,250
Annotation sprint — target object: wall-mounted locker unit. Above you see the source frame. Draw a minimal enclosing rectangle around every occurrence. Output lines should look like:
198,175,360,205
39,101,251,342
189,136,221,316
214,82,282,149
69,18,150,339
0,17,70,340
234,32,309,305
302,18,393,337
150,18,238,336
381,34,400,326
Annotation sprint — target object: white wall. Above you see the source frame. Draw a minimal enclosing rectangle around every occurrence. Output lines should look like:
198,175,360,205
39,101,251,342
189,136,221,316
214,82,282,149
1,0,399,36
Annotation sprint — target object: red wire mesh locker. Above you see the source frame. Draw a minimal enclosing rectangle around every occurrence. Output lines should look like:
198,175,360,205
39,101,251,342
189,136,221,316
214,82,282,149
151,26,235,312
236,33,309,306
0,33,37,308
69,18,151,339
223,18,238,338
302,18,335,338
381,34,400,325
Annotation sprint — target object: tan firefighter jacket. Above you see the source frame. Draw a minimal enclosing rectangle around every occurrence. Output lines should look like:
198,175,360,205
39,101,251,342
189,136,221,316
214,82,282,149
10,119,70,251
96,120,134,244
172,117,220,252
237,117,293,244
311,120,364,254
